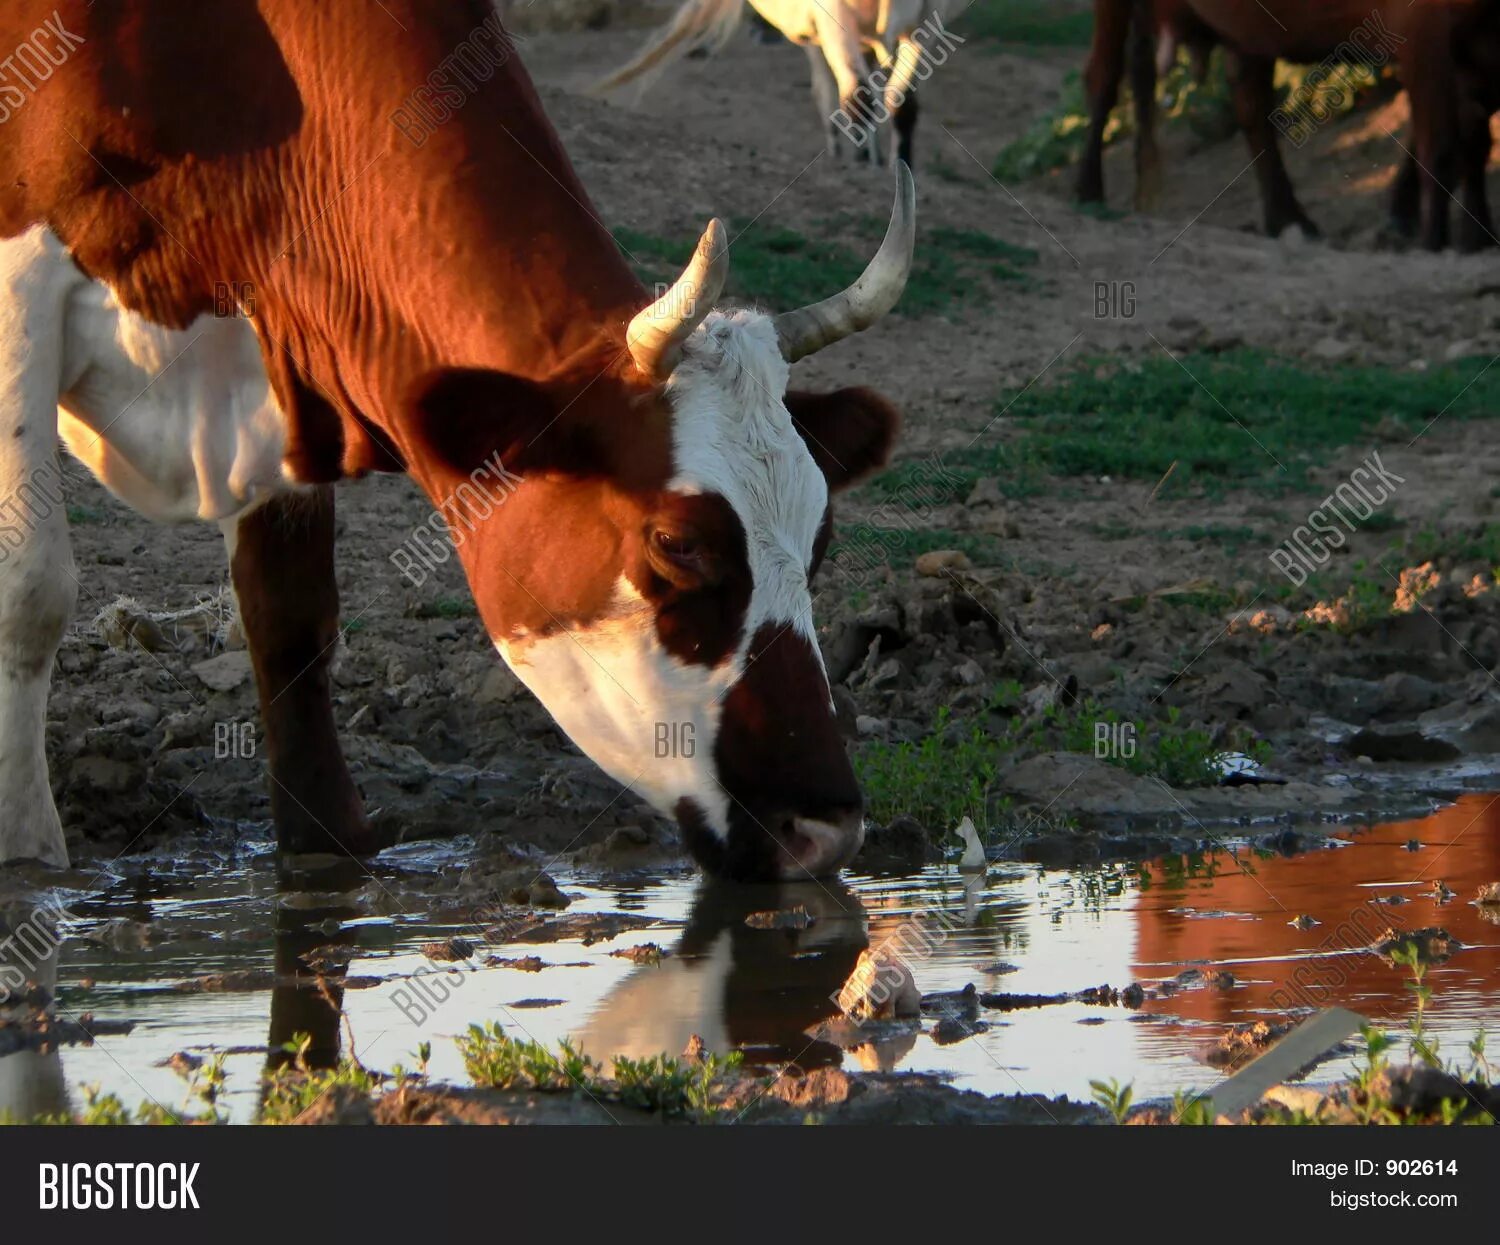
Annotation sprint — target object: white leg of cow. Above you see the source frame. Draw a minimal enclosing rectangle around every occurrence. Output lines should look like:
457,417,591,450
804,42,842,157
0,230,81,868
812,8,882,165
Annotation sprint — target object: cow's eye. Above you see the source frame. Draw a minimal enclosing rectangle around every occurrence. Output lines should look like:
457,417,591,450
649,526,713,588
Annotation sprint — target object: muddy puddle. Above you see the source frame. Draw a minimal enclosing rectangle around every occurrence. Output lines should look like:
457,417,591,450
4,796,1498,1122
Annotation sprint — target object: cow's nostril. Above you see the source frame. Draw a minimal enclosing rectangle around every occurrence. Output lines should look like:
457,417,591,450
779,810,864,878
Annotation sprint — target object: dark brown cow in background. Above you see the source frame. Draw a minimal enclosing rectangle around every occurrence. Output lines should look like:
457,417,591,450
1076,0,1216,210
1078,0,1499,250
0,0,917,881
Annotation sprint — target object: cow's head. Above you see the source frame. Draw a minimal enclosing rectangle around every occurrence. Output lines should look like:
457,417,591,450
412,167,915,881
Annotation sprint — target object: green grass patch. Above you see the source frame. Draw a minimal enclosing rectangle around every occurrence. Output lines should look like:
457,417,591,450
66,504,107,526
855,692,1262,829
457,1023,742,1117
413,596,476,620
616,218,1038,318
1157,523,1263,554
828,524,1005,572
983,351,1500,496
865,351,1495,518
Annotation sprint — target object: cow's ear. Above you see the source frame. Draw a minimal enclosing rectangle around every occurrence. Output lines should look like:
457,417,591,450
405,368,563,478
785,387,901,490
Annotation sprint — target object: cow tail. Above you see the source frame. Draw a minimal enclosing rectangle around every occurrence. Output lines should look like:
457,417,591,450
588,0,747,96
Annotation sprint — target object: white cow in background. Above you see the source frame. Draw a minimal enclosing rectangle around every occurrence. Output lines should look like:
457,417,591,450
593,0,964,165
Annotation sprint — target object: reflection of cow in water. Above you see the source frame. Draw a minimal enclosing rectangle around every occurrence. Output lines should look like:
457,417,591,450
0,921,67,1121
0,865,979,1119
0,857,363,1123
576,880,870,1070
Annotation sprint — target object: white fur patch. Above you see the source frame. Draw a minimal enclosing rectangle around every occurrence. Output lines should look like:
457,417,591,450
665,310,828,654
497,575,737,835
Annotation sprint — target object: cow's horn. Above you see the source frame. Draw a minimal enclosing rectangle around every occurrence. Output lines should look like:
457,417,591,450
774,161,916,364
627,218,729,379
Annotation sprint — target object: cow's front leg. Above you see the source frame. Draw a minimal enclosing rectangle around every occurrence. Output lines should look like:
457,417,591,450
225,488,376,856
0,231,75,868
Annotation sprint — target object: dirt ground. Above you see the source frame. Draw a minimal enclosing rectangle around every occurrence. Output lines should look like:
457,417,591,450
44,9,1500,870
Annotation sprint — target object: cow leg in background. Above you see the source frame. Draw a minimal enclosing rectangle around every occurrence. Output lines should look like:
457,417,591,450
1225,50,1318,239
0,230,76,867
1128,0,1161,210
805,43,843,157
813,7,883,164
884,36,923,167
1401,17,1462,252
1077,0,1131,203
224,489,376,857
1455,102,1497,252
1390,154,1421,240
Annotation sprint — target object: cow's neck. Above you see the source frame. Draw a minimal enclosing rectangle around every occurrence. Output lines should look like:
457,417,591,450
0,0,648,481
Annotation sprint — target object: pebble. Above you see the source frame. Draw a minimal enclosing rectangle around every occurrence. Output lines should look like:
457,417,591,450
914,549,971,577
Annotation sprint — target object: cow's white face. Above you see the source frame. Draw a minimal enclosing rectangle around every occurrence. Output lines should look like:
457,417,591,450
490,310,894,880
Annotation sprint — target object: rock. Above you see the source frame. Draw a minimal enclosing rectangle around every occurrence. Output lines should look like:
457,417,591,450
474,664,524,705
855,715,886,737
837,947,921,1021
1199,660,1269,716
70,756,136,794
603,824,649,852
610,942,666,965
855,814,931,868
767,1066,851,1108
84,918,151,952
1417,694,1500,754
190,650,254,692
866,656,904,689
1374,926,1456,962
1309,336,1355,362
1205,1019,1293,1068
931,1015,988,1044
954,658,984,686
1444,338,1481,362
420,937,474,962
992,753,1181,818
966,478,1006,508
915,549,971,577
1342,725,1460,763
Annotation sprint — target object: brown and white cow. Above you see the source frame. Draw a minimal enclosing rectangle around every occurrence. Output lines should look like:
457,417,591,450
0,1,915,881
